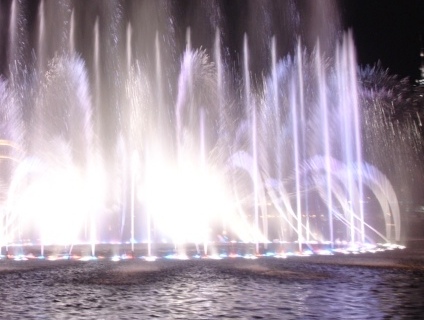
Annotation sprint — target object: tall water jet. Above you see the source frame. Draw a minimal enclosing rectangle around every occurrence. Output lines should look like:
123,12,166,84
90,17,100,256
335,32,364,244
243,34,260,253
214,28,231,241
315,40,334,247
8,0,18,73
69,9,75,54
290,72,302,251
270,36,281,186
126,22,132,75
130,151,138,254
8,0,27,85
347,33,365,244
93,16,101,131
155,31,163,132
37,0,46,74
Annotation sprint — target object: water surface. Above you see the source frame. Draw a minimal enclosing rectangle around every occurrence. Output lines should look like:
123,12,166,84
1,251,424,319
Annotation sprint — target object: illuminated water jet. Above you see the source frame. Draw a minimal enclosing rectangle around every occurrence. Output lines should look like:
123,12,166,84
0,1,421,260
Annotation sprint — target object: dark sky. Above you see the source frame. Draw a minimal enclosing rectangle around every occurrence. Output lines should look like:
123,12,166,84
0,0,422,82
340,0,424,81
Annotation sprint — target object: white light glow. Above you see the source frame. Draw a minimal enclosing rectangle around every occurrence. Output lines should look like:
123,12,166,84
6,159,105,247
142,155,234,245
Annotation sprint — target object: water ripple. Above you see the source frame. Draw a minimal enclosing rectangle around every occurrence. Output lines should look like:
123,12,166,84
0,255,424,319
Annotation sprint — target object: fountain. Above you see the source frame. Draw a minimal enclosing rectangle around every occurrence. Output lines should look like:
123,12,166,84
0,0,421,260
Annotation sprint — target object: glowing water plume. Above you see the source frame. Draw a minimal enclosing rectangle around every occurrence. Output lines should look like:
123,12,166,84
3,54,102,253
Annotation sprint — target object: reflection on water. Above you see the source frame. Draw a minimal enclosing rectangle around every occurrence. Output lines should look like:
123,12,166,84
0,257,424,319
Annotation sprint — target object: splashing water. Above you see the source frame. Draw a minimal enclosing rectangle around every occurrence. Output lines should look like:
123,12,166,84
0,1,420,259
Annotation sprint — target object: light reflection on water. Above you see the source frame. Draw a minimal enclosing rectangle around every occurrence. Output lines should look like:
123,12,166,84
0,258,423,319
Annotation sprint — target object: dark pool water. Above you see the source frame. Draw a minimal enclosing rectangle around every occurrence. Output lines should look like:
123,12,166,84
1,252,424,319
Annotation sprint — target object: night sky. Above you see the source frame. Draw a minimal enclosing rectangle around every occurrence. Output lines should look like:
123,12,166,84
0,0,422,82
340,0,424,81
